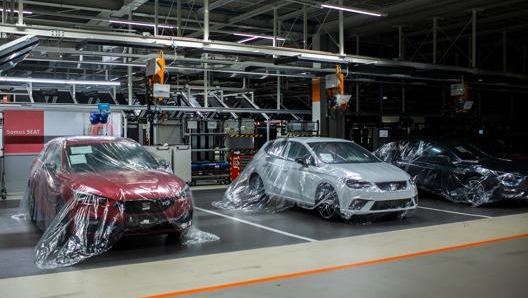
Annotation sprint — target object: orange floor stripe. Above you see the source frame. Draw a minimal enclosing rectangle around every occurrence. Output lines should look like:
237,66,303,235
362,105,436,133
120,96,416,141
142,232,528,298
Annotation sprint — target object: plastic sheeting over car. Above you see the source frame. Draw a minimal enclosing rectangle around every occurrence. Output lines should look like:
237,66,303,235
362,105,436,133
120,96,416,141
14,136,218,269
215,137,418,220
373,139,528,206
213,157,295,213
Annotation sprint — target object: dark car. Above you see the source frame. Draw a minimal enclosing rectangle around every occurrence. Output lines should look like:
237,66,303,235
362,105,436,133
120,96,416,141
373,139,528,206
27,136,193,264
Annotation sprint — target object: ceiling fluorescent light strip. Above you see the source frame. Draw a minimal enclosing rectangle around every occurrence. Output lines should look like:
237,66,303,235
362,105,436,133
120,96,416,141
0,77,120,86
233,33,286,41
0,9,32,15
237,37,259,44
109,20,175,29
320,4,386,17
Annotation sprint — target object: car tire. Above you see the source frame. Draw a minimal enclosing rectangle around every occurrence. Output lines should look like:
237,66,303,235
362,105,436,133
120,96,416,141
27,184,36,222
248,174,266,198
466,176,488,206
315,184,340,220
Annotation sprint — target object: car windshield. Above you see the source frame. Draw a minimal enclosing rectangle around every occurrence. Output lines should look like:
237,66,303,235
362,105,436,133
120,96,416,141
66,141,159,172
450,143,490,161
308,141,379,164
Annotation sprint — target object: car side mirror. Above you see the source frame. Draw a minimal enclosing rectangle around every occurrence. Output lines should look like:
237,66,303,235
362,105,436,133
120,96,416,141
44,162,58,173
295,157,306,167
158,159,172,171
295,156,314,167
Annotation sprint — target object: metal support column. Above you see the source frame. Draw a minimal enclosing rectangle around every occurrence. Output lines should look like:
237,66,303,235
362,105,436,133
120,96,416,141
355,82,359,113
274,6,280,110
27,82,34,103
303,5,307,50
402,85,406,113
339,0,344,56
17,0,23,25
433,18,437,64
276,74,281,110
203,0,209,108
502,31,507,72
127,10,133,105
471,9,477,68
177,0,182,37
398,25,404,60
273,7,278,48
127,64,133,105
203,0,209,41
311,78,323,136
266,120,270,141
154,0,158,37
123,112,128,138
72,84,76,103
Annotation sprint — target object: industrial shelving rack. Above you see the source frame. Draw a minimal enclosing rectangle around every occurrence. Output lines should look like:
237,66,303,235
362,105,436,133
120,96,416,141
282,120,320,137
224,118,261,182
185,119,230,185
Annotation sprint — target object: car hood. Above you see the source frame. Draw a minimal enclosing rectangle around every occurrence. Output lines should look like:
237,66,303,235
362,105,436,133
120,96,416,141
325,162,411,182
67,170,186,201
461,158,528,175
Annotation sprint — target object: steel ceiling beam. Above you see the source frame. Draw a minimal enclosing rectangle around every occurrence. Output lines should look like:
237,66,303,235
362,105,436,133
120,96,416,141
23,0,113,12
87,0,149,26
2,24,527,80
333,0,528,38
0,102,312,115
187,1,290,38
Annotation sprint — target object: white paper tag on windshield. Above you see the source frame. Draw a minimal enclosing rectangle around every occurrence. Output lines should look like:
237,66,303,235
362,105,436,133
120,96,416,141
71,146,93,155
70,154,87,164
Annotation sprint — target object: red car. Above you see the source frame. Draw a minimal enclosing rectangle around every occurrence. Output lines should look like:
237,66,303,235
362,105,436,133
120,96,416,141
27,136,193,248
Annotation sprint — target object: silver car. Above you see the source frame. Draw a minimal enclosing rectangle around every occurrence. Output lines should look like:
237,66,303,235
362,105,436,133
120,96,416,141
223,137,418,220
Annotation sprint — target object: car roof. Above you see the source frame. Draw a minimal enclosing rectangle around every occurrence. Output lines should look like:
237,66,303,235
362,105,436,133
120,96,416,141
50,136,134,146
391,137,473,147
276,137,354,144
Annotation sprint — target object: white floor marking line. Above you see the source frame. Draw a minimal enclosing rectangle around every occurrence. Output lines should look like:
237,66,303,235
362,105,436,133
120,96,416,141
418,206,492,218
195,207,318,242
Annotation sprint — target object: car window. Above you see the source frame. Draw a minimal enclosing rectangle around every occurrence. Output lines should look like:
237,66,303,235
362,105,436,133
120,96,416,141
308,141,379,164
422,144,456,160
286,141,310,161
267,140,287,157
48,143,62,170
40,142,56,162
66,141,159,172
452,144,482,160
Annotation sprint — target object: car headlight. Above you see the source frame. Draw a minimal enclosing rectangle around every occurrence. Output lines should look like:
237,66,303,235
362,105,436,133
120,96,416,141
499,172,524,187
340,178,373,189
175,184,192,198
73,191,108,205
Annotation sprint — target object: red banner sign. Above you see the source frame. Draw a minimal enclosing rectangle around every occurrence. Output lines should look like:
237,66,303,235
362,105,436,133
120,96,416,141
3,110,45,154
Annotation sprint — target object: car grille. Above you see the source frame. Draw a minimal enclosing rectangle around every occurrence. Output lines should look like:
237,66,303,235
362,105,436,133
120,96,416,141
376,181,407,191
371,199,413,210
123,198,174,214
